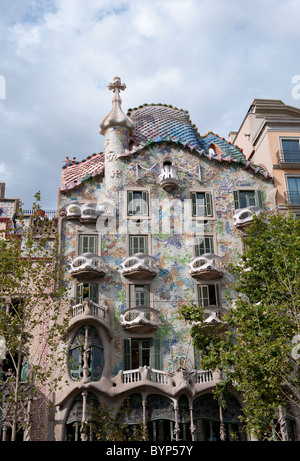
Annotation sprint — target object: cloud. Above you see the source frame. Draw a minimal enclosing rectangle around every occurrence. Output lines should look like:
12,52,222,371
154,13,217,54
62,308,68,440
0,0,300,208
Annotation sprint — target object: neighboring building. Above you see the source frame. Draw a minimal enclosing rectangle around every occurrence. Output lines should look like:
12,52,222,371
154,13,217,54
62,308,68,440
229,99,300,215
0,185,59,441
53,78,286,442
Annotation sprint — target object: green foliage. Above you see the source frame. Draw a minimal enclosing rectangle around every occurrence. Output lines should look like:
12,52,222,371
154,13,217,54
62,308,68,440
91,397,148,441
0,194,70,440
179,212,300,440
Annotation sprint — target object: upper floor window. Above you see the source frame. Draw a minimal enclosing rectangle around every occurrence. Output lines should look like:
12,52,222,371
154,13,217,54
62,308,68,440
123,337,161,370
198,284,219,307
129,284,150,308
191,191,213,218
78,234,98,255
129,235,148,255
281,139,300,162
127,190,149,217
286,176,300,204
76,283,98,304
233,190,263,209
194,235,214,256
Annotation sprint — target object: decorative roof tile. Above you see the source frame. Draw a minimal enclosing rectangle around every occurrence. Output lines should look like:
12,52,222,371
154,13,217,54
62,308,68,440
60,103,271,192
60,153,104,191
125,104,271,179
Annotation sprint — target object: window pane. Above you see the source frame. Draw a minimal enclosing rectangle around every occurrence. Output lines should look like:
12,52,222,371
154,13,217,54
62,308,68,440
282,140,300,162
195,236,214,256
129,235,148,255
79,234,98,254
128,191,149,216
239,191,256,208
198,285,218,307
287,177,300,203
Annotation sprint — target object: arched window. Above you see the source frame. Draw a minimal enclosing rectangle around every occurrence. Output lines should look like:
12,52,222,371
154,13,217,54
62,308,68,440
193,393,246,441
65,393,98,441
68,326,103,381
146,395,175,441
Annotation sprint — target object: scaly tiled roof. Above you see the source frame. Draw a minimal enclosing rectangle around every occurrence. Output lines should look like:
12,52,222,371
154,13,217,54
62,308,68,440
60,103,271,192
124,104,271,178
60,152,104,191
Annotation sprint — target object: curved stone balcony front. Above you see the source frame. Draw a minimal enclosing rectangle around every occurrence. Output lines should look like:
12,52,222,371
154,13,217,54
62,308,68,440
203,305,227,325
69,298,114,339
70,253,107,280
111,366,222,397
120,306,160,333
233,206,263,229
158,165,178,192
188,253,224,280
121,253,158,280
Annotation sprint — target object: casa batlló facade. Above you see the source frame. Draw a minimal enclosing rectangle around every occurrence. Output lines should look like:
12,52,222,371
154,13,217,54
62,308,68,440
52,77,281,441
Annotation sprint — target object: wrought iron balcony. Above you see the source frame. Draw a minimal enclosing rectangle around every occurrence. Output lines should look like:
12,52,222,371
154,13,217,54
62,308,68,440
120,305,161,333
158,164,178,191
121,253,158,280
276,150,300,165
284,191,300,205
70,253,107,279
233,206,263,229
188,253,224,280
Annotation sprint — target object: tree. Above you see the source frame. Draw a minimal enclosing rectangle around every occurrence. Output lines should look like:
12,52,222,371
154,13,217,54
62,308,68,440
90,396,148,441
0,193,70,441
179,212,300,440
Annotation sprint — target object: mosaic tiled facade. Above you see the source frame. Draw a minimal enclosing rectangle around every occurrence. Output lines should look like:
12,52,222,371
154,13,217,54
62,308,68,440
54,78,279,441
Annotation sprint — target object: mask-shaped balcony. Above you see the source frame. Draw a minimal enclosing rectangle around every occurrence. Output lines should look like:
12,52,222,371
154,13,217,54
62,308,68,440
121,253,158,280
158,164,178,192
62,202,99,223
70,253,107,280
233,206,263,229
203,305,227,325
188,253,224,280
120,306,160,333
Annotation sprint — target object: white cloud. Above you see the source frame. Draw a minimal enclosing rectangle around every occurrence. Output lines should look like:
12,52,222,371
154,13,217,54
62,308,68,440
0,0,300,208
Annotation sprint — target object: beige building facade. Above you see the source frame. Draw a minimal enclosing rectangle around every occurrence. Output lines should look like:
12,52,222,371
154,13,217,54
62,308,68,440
229,99,300,214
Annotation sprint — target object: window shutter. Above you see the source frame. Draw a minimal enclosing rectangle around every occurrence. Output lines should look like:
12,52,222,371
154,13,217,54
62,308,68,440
89,284,98,304
204,192,213,217
76,283,83,303
255,190,264,208
191,192,197,217
150,338,161,369
127,191,134,216
124,338,131,370
233,190,240,209
142,191,149,216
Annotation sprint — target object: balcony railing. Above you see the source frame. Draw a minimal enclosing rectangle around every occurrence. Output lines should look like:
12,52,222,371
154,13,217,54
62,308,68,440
121,253,158,280
158,164,178,192
276,150,300,164
233,206,263,229
72,300,106,319
188,253,224,280
120,366,217,387
120,306,160,333
284,191,300,205
70,253,107,279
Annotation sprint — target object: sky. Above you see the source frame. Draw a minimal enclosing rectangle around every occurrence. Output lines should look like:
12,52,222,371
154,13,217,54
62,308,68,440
0,0,300,210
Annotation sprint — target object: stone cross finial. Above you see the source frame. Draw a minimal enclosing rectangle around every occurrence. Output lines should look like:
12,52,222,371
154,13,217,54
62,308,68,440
99,76,134,135
108,76,126,93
